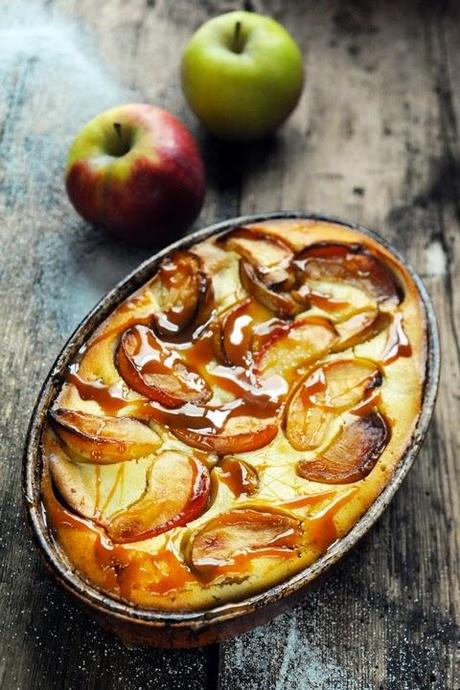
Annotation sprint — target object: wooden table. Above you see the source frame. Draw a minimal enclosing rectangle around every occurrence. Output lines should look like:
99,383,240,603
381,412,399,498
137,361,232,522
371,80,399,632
1,1,459,688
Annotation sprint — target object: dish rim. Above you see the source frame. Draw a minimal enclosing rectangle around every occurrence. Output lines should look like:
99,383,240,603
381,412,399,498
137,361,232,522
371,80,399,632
23,210,440,632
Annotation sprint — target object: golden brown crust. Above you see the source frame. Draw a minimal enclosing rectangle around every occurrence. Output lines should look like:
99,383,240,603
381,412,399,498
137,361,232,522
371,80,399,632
41,219,427,611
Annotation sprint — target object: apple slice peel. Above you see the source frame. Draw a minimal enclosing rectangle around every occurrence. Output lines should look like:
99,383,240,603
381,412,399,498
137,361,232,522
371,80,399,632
116,324,212,408
171,414,279,455
106,451,210,543
49,408,162,464
188,508,302,576
297,411,389,484
150,250,214,340
285,359,383,452
294,243,403,307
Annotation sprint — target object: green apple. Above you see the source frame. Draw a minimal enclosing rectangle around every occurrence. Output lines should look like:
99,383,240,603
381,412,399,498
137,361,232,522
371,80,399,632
181,11,304,142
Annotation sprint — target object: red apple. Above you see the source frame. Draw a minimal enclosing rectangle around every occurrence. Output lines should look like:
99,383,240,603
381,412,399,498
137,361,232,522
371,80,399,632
65,104,205,246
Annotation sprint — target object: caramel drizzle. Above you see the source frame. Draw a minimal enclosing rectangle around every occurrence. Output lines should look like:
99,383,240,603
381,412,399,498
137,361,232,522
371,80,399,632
306,488,357,551
218,458,258,496
67,366,128,414
65,309,409,443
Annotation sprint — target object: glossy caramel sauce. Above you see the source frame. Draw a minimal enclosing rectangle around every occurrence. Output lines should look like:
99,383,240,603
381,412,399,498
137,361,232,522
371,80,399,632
95,537,195,597
41,222,425,610
217,457,259,496
68,367,128,414
307,489,357,551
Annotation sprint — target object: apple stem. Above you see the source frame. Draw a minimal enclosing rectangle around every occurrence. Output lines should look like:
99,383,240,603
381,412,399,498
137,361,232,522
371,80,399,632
113,122,122,140
233,21,244,54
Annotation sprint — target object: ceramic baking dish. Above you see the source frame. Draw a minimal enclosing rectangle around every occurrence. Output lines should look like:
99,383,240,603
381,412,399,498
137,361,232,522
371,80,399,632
23,211,440,647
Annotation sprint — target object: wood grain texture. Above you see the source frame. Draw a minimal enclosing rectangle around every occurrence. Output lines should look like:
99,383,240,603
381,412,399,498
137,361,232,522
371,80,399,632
0,1,458,689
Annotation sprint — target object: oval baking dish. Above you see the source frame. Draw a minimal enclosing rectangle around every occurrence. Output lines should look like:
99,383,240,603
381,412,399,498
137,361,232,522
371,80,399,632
24,212,440,648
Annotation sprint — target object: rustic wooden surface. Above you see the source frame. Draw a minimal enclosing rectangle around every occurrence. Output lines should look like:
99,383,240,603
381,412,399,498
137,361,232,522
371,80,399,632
0,0,459,688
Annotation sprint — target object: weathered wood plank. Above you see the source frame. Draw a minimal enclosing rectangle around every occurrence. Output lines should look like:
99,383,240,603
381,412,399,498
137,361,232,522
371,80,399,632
0,1,458,689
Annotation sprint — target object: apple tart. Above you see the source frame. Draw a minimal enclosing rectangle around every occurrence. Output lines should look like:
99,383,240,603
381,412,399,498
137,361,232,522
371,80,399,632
41,219,427,611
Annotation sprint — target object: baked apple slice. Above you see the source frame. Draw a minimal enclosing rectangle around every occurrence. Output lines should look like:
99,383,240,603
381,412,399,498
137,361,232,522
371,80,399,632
172,414,278,455
188,508,301,575
221,226,300,315
380,312,412,363
239,260,302,318
116,325,211,408
48,433,152,520
297,411,389,484
255,317,338,384
311,359,382,412
106,451,210,543
295,243,403,307
285,359,382,451
49,408,161,464
292,283,350,313
285,399,333,451
149,250,213,339
48,435,98,519
219,227,293,271
334,309,391,351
